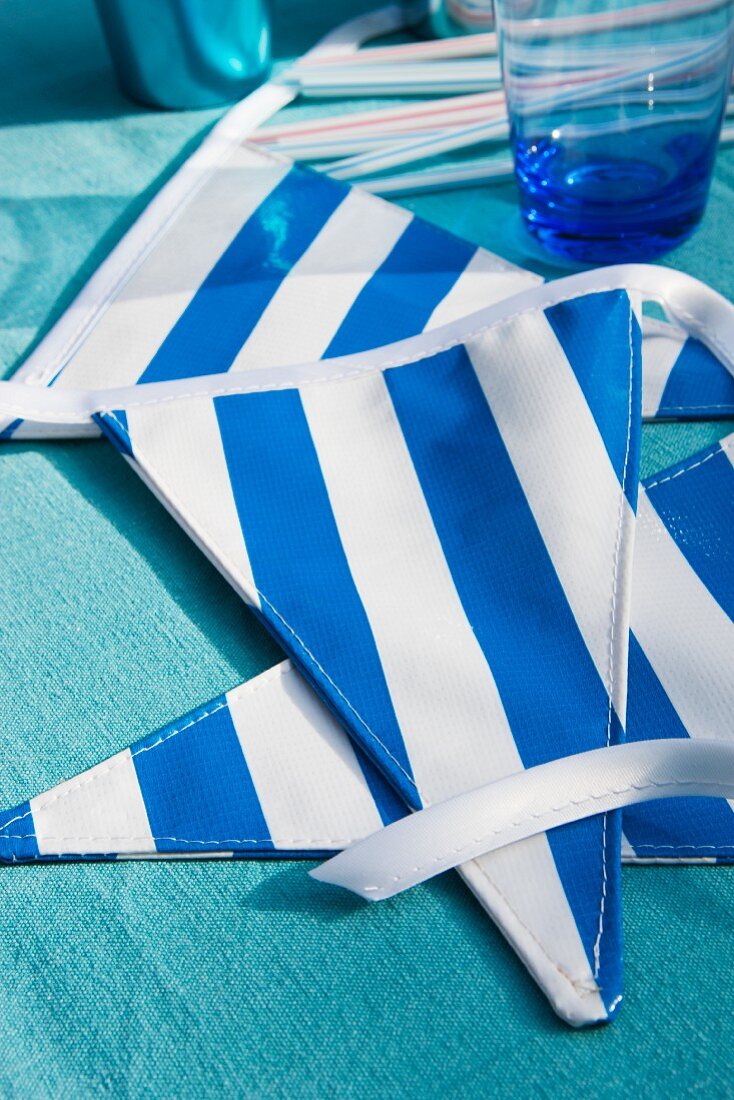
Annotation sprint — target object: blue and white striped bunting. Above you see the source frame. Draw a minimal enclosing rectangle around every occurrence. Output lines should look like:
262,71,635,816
4,146,731,442
82,284,644,1025
623,432,734,861
641,318,734,420
1,300,732,1024
6,148,536,400
2,133,733,1027
0,663,403,864
4,254,734,1023
7,430,731,867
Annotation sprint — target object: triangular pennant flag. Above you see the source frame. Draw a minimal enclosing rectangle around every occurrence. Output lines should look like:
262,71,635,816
2,103,733,1028
1,400,733,1024
624,432,734,859
77,282,641,1025
641,318,734,420
3,147,537,442
4,139,728,439
0,662,403,865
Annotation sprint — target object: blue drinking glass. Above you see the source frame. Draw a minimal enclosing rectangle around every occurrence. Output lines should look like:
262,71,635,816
494,0,734,262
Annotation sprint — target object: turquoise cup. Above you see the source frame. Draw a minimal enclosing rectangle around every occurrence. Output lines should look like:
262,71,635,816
94,0,272,110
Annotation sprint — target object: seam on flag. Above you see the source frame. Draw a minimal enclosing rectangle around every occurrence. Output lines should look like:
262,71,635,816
592,298,635,979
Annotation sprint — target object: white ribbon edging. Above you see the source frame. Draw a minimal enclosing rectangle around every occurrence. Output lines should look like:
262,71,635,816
2,264,734,435
310,739,734,900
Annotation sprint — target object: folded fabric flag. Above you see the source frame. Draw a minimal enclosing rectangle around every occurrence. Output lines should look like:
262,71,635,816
1,116,733,1029
2,260,733,1026
88,271,734,1029
623,436,734,859
1,145,537,441
4,145,733,438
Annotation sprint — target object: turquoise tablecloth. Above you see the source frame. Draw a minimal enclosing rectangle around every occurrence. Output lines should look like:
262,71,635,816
0,1,732,1095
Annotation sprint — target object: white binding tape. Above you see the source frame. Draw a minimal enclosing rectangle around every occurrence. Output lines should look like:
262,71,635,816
2,263,734,435
310,739,734,900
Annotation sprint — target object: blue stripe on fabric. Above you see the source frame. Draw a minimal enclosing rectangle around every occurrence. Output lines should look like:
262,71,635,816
0,800,39,861
40,853,121,863
324,220,477,358
644,444,734,621
658,336,734,417
132,696,274,853
214,388,417,805
93,409,133,456
0,417,22,441
623,633,734,856
545,290,640,503
384,344,622,1005
353,747,407,827
138,167,348,384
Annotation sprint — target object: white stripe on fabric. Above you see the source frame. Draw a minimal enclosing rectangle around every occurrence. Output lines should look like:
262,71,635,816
301,369,519,799
56,147,289,390
466,314,634,718
31,749,155,855
425,249,539,330
641,318,686,417
124,398,260,607
227,662,385,847
631,491,734,789
300,370,603,1015
726,431,734,469
228,189,411,372
461,841,608,1024
621,832,635,860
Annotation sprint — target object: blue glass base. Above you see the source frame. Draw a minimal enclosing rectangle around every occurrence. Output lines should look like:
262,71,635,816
515,135,715,264
522,211,702,265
